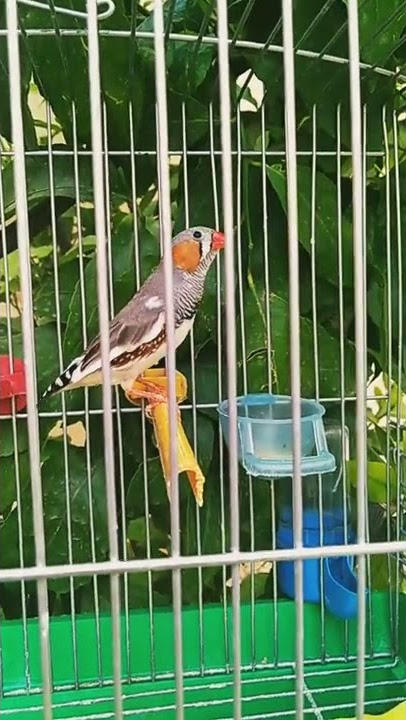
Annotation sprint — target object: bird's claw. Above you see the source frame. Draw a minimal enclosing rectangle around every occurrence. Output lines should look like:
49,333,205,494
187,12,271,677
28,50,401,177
125,381,169,418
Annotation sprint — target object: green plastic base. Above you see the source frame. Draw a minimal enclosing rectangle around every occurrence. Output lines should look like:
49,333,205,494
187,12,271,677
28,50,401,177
2,592,406,719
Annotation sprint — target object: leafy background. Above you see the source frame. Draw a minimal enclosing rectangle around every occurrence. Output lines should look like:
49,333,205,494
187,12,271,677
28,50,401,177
0,0,405,619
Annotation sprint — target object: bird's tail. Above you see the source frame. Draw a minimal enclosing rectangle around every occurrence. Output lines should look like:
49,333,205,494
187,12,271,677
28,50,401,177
41,356,83,400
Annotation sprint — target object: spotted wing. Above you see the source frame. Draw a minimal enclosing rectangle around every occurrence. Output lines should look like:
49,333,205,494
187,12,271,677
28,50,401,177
80,301,166,375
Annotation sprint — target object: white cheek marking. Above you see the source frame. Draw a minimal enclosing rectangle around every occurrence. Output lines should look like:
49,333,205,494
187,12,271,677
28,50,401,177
145,296,163,310
201,238,211,258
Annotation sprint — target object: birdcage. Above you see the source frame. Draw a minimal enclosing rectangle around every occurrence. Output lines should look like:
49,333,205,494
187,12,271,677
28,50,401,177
0,0,405,718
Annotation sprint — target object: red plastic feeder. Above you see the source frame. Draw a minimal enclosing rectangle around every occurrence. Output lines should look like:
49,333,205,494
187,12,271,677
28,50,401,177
0,356,27,415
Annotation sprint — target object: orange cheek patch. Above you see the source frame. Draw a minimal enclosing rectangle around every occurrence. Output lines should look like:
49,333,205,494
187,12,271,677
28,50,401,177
172,240,201,272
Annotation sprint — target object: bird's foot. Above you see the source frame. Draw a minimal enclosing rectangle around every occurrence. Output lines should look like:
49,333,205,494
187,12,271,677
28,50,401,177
125,380,170,418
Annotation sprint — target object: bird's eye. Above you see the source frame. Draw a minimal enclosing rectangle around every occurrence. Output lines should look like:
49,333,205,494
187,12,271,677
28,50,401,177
193,230,202,240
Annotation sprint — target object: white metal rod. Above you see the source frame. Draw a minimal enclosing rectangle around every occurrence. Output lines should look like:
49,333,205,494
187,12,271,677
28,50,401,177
217,0,241,715
0,26,403,84
71,100,103,681
0,147,387,159
86,0,122,715
281,0,304,716
5,2,53,717
0,540,405,584
346,1,367,717
0,157,31,688
46,101,79,686
128,100,157,679
381,106,395,653
181,101,205,672
208,101,230,670
153,2,184,716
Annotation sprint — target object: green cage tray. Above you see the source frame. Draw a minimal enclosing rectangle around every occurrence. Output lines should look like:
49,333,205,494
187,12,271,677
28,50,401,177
2,592,406,719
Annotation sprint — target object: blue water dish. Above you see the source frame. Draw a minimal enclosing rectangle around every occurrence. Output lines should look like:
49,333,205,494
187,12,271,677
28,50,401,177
277,507,365,620
218,394,336,478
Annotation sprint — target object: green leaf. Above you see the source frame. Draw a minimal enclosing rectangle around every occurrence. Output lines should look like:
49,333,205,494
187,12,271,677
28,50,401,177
347,459,397,504
126,456,169,522
269,293,355,397
0,421,28,458
267,164,354,287
343,0,406,66
0,7,35,145
177,351,219,415
33,255,85,326
166,43,215,95
0,451,30,515
40,443,109,592
35,324,62,400
0,154,94,224
127,516,168,556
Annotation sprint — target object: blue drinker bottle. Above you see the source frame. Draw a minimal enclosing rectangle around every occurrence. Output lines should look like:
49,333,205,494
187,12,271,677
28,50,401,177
218,395,367,620
275,423,362,619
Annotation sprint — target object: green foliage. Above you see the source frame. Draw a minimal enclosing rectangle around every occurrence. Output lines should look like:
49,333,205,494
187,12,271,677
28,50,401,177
0,0,405,617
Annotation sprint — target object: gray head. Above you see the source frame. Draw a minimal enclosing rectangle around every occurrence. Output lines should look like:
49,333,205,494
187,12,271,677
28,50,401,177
171,226,225,274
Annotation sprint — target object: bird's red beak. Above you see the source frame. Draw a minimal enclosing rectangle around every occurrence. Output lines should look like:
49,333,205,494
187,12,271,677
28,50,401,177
211,230,225,251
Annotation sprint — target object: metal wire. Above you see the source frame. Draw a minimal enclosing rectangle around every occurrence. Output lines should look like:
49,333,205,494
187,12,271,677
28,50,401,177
180,101,205,676
281,0,305,716
127,99,157,681
17,0,115,20
71,100,104,682
5,1,53,717
346,1,367,717
382,105,395,656
2,539,406,583
208,101,230,672
0,154,31,692
153,3,184,718
216,2,241,717
46,100,79,686
86,0,122,716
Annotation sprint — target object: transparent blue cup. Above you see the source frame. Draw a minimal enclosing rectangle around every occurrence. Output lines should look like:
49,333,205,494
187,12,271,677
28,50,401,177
218,393,336,477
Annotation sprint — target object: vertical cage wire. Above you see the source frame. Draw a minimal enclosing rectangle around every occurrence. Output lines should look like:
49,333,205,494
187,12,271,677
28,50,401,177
217,2,241,718
281,0,305,716
336,102,351,661
309,103,327,661
45,99,80,687
5,1,53,717
85,0,122,716
0,151,32,692
71,100,104,683
259,100,280,668
127,98,157,681
235,102,257,670
180,100,205,674
346,0,367,717
153,2,184,718
393,107,403,661
208,101,230,672
362,103,374,659
381,105,395,657
101,99,131,682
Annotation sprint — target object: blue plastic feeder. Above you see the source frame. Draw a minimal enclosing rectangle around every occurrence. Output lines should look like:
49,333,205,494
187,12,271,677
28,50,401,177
218,395,367,620
218,394,336,477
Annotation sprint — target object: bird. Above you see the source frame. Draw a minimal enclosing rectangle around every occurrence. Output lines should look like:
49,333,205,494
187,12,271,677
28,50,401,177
42,226,225,407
